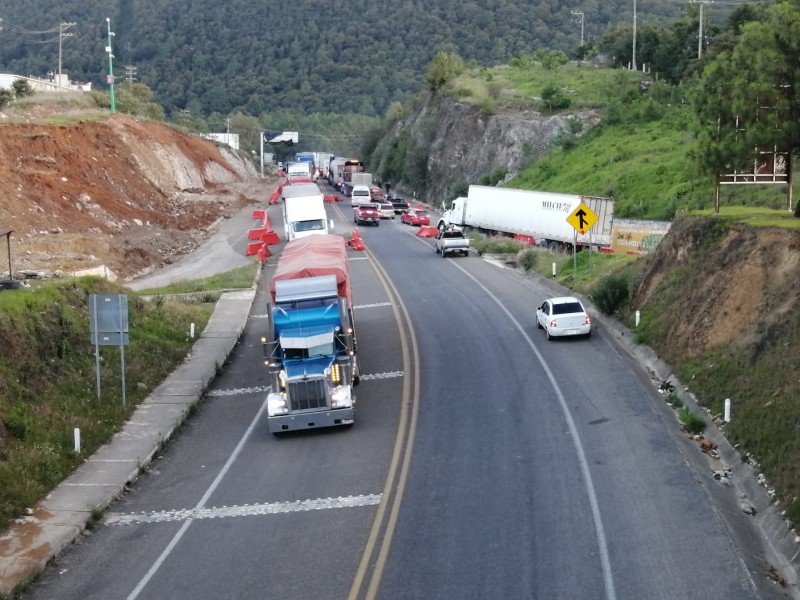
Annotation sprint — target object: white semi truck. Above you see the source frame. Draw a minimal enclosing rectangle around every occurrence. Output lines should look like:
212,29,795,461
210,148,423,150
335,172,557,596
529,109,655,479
281,182,334,242
438,185,614,252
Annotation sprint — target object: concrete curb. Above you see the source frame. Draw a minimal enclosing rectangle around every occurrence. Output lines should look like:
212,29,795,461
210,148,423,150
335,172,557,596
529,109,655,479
0,288,256,596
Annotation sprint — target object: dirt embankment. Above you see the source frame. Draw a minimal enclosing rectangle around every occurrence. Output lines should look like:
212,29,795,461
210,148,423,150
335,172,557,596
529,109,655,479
0,114,274,280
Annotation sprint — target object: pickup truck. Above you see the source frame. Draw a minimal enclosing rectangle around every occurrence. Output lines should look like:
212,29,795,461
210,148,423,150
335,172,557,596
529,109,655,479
389,196,410,214
354,203,381,226
435,228,470,257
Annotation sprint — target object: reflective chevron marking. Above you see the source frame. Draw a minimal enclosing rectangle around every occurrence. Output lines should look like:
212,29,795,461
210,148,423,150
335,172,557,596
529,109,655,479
105,494,382,525
206,386,270,397
359,371,403,381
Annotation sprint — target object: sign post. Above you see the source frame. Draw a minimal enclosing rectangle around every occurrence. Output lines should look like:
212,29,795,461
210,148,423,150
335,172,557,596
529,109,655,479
88,294,129,408
566,202,599,277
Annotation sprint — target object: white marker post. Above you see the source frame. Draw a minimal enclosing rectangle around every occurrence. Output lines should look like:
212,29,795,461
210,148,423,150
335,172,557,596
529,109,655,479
552,262,557,277
190,323,195,339
74,428,81,454
635,310,640,327
724,398,731,422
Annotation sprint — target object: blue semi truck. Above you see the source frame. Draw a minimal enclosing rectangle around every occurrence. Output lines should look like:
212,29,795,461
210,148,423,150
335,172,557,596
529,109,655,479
263,235,359,434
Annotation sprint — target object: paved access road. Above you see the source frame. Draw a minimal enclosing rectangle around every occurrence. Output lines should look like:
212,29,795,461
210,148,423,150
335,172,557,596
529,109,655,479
22,188,789,600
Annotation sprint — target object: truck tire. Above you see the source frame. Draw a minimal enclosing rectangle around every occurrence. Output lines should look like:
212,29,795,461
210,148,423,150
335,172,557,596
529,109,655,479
548,241,560,252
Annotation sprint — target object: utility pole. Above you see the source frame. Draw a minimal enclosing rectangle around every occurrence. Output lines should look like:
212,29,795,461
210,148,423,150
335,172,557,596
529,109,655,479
105,18,116,113
125,65,137,83
571,10,585,47
58,22,76,85
697,0,704,59
632,0,638,71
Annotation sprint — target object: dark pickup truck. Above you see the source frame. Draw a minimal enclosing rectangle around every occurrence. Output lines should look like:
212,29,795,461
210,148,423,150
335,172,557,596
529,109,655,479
389,196,410,214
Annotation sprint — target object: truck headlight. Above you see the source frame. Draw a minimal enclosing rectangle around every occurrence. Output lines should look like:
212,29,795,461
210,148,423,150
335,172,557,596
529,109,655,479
267,393,288,416
330,386,352,408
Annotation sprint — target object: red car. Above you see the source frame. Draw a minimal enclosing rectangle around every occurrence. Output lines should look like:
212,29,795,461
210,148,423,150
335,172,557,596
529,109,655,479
401,208,430,226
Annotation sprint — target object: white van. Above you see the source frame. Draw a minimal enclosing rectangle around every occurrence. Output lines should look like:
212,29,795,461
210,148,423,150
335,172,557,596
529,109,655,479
350,185,371,206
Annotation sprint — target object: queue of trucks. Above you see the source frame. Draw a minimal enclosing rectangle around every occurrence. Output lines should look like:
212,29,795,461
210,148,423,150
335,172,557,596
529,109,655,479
259,154,620,435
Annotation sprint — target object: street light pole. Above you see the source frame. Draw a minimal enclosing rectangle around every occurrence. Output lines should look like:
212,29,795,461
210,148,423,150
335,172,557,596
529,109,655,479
105,18,116,113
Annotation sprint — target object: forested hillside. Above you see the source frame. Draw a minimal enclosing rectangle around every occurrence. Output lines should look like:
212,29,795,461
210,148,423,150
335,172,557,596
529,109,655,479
0,0,687,118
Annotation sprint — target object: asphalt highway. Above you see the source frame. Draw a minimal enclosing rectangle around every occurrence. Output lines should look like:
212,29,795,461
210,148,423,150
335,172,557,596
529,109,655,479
19,184,796,600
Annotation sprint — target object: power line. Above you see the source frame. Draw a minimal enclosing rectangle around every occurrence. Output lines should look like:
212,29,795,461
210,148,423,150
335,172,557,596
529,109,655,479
0,16,62,35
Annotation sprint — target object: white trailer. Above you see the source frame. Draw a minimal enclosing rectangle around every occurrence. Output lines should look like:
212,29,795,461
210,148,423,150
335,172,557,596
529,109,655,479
350,172,373,187
281,183,334,241
329,157,347,185
438,185,614,251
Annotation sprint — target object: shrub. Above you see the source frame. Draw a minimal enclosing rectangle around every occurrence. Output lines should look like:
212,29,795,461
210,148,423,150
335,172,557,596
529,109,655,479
0,88,14,109
478,98,495,115
12,79,34,98
469,236,525,255
517,248,539,271
678,406,706,434
478,167,508,186
591,273,632,316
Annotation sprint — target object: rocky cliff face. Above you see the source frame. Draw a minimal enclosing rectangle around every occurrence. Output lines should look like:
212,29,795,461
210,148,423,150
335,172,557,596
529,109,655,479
0,113,269,279
370,95,600,208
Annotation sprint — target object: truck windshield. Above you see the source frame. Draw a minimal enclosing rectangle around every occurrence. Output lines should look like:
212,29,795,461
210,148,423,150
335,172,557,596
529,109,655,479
294,219,325,232
283,341,335,359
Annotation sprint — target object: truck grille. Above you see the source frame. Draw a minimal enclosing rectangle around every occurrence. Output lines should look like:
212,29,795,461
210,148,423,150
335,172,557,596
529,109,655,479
288,379,328,411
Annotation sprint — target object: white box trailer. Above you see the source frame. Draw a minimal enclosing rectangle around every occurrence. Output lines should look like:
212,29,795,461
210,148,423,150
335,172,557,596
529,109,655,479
439,185,614,251
350,172,373,187
281,183,334,241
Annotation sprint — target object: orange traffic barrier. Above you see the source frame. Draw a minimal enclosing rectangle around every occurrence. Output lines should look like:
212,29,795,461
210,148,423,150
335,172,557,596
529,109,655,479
253,208,265,220
248,227,266,240
417,226,438,238
246,241,263,256
261,231,280,245
257,245,271,261
347,229,366,251
324,194,338,203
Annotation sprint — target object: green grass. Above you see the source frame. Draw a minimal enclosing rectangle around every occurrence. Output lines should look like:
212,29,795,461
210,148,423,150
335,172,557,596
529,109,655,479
0,277,214,532
136,260,260,295
694,205,800,229
451,62,643,111
532,249,638,297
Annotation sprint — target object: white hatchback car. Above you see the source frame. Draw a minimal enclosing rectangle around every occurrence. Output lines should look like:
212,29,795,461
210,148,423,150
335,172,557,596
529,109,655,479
536,296,592,340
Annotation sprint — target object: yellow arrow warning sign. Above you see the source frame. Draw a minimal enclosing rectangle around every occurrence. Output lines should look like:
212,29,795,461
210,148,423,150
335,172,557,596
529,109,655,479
566,202,598,234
